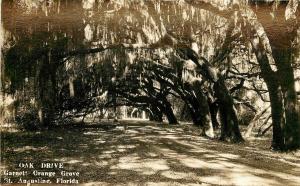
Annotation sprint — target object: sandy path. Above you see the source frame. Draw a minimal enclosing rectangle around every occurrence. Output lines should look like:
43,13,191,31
1,121,300,186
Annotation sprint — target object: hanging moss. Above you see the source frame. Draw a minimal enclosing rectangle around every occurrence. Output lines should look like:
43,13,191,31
4,32,69,94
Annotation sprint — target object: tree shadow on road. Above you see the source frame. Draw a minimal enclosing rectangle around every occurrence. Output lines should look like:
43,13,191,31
1,121,300,185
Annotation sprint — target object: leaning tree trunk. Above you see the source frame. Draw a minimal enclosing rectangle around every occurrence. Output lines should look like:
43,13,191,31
208,99,220,129
214,78,244,143
191,80,215,138
160,97,178,124
176,47,243,142
163,104,178,125
149,105,163,122
176,84,199,125
180,83,213,135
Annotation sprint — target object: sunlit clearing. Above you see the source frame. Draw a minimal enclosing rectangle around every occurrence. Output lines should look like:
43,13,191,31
111,154,169,175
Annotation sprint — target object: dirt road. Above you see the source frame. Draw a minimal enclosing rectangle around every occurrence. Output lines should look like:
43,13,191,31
1,121,300,185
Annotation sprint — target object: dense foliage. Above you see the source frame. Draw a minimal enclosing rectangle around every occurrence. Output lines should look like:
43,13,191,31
1,0,300,151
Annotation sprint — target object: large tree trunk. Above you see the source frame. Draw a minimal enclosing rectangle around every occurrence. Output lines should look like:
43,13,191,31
176,48,243,142
184,0,299,150
214,78,244,143
180,103,192,121
38,78,55,128
161,99,178,124
37,51,58,128
273,49,300,150
249,25,300,150
179,85,205,125
170,81,215,137
251,42,285,150
208,99,220,129
191,80,215,138
245,0,300,151
149,105,163,122
282,85,300,150
268,84,285,150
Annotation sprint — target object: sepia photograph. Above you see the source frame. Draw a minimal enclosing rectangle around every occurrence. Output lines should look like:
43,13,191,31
1,0,300,185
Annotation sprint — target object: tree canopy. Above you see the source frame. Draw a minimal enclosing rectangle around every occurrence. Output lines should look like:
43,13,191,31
1,0,300,151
